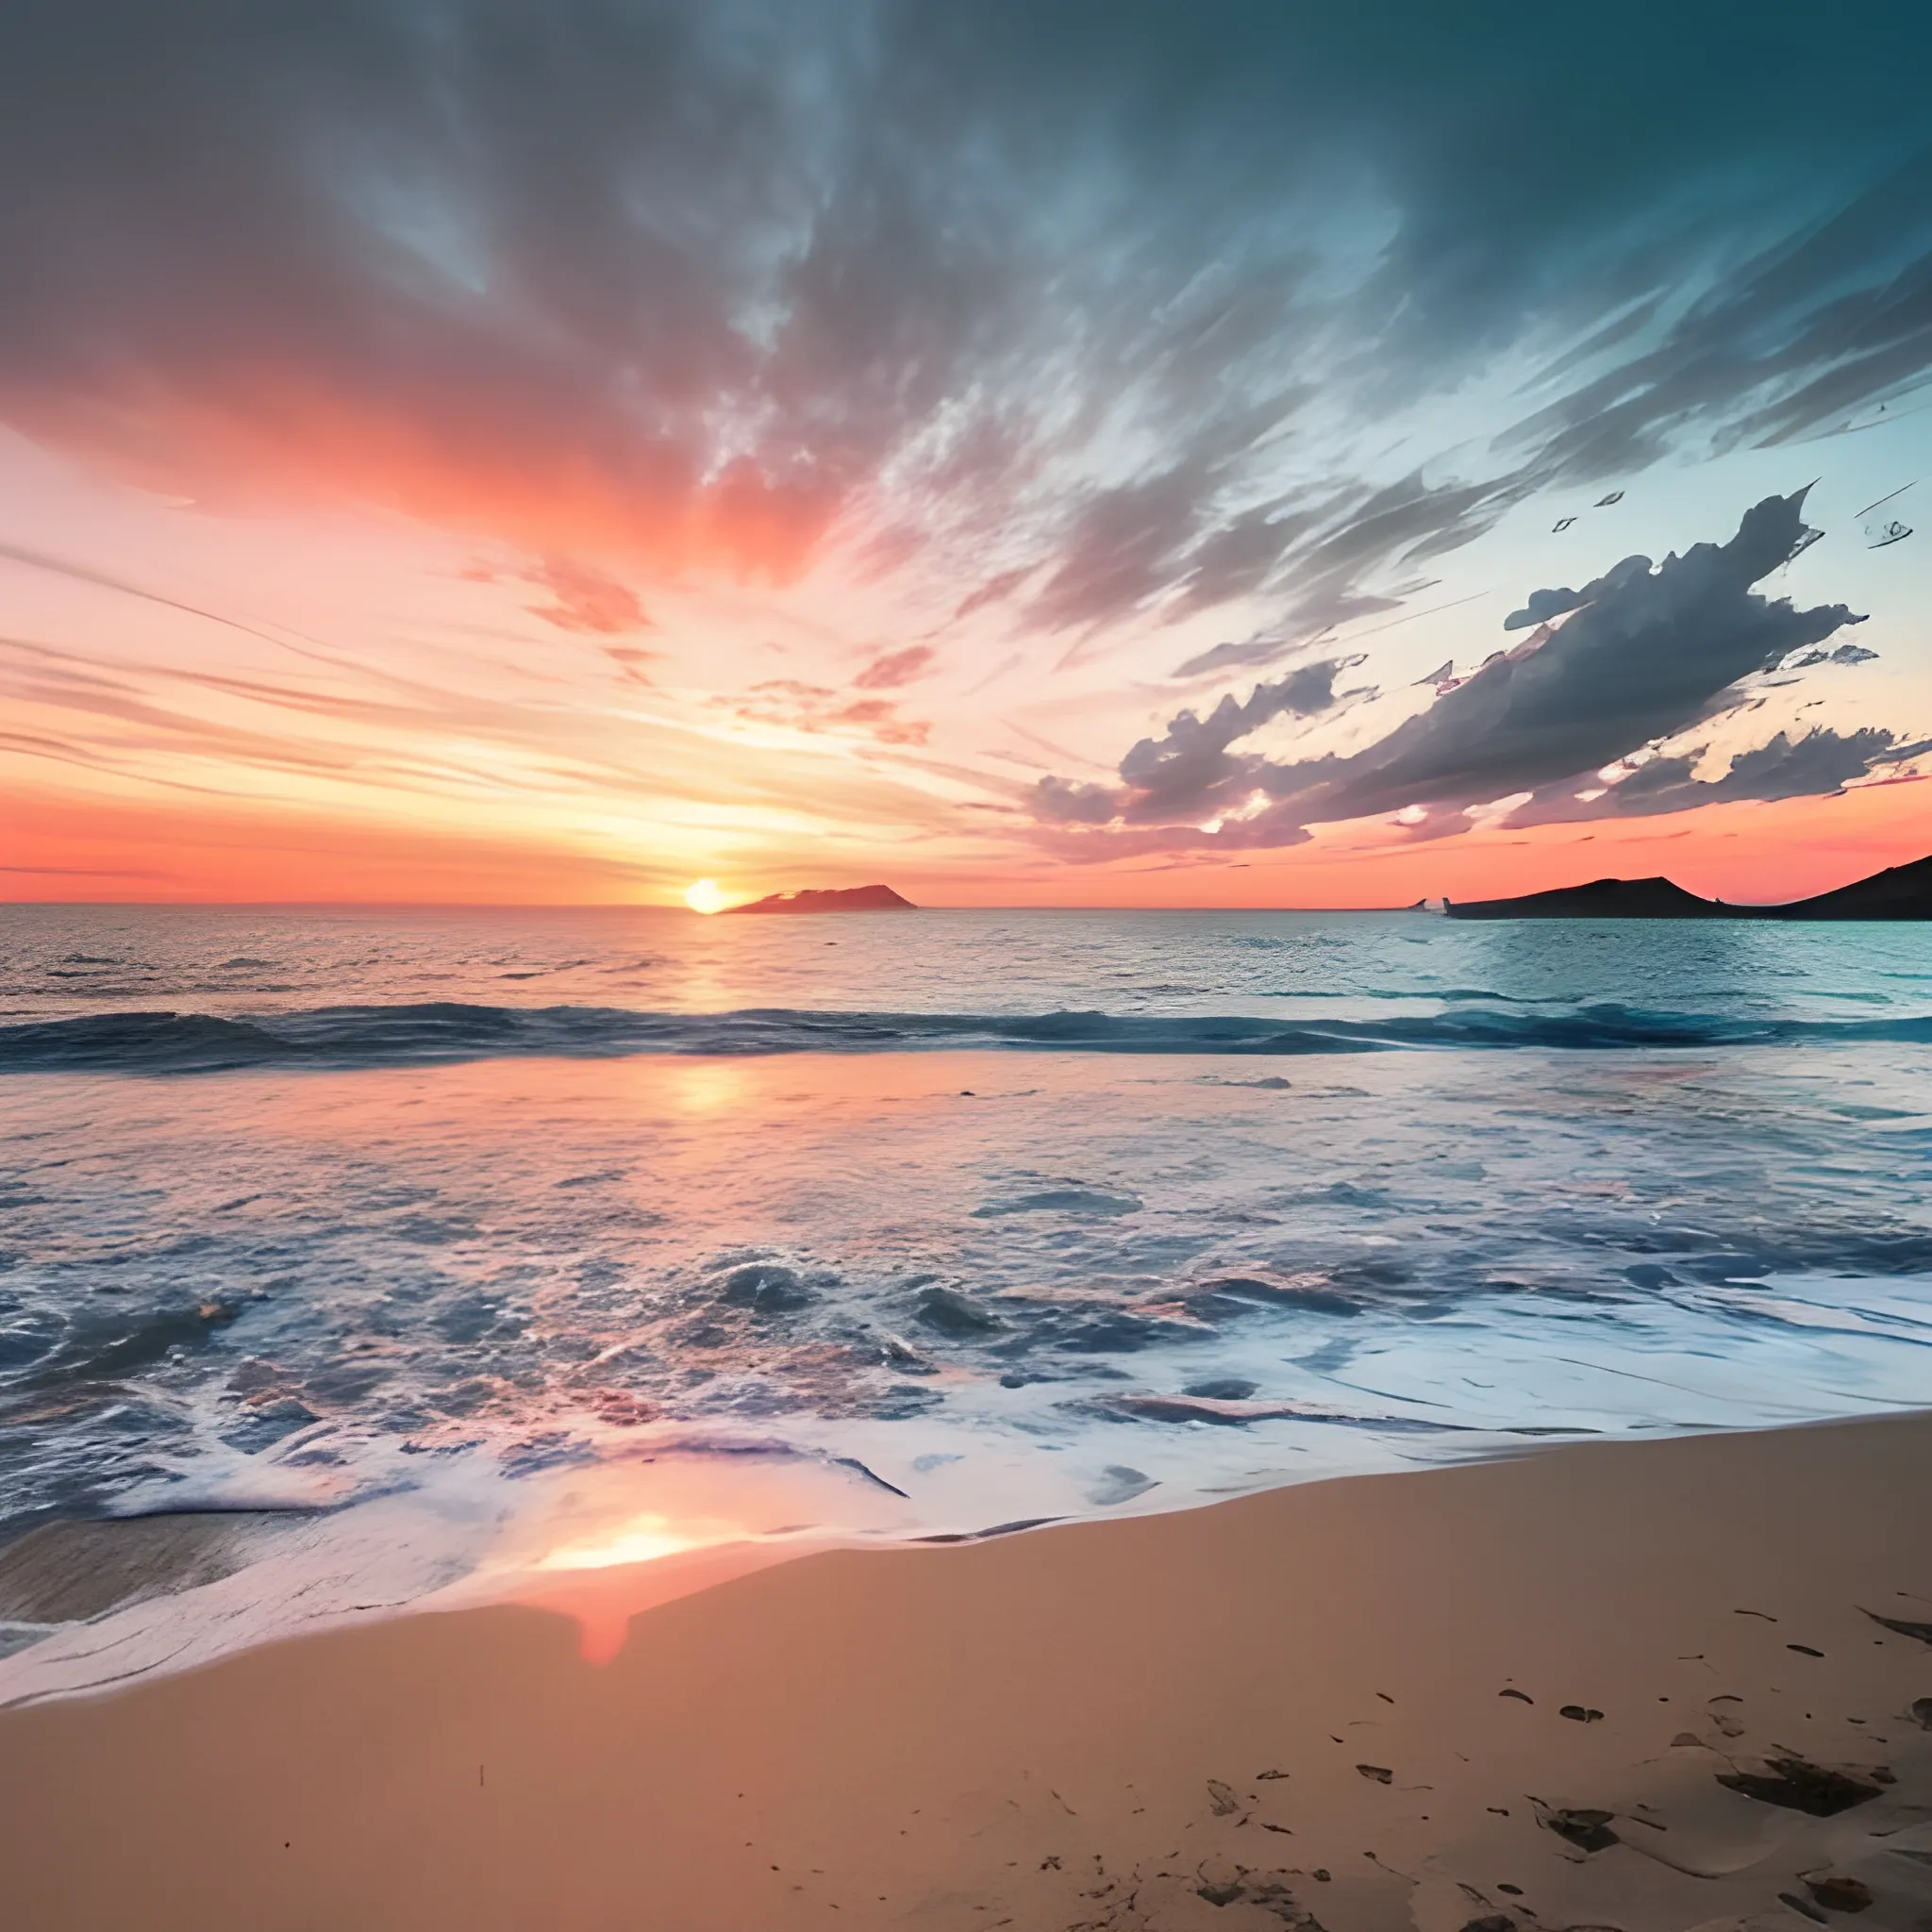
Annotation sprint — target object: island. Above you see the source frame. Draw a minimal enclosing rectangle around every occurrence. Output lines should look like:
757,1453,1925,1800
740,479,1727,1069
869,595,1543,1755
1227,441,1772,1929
724,884,918,914
1445,853,1932,920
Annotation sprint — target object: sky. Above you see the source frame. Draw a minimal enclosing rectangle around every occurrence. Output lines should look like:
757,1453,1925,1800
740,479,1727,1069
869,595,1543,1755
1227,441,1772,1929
3,0,1931,908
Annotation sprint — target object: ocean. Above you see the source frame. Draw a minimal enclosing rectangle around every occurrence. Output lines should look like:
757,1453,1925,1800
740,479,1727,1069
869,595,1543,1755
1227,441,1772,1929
4,902,1931,1674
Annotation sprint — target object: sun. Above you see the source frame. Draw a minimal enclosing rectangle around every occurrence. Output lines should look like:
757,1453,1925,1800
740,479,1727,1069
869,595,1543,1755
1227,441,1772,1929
684,878,729,915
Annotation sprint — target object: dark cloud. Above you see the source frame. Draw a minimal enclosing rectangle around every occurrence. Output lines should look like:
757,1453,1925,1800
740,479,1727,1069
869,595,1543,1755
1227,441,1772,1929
1307,493,1862,821
1026,463,1220,632
1510,726,1911,826
1037,658,1351,825
1282,476,1507,593
1170,503,1328,616
1487,154,1932,490
1,1,1929,638
1075,475,1507,657
1036,492,1871,841
1172,636,1295,679
1032,774,1121,826
1504,555,1655,632
950,568,1035,624
1673,725,1897,802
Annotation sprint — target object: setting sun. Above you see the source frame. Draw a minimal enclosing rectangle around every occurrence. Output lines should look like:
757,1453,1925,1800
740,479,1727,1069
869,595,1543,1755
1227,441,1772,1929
684,878,729,914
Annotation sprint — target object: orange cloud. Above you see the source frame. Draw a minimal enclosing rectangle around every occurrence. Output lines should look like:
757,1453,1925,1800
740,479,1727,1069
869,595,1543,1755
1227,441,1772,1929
523,557,652,635
723,680,931,749
9,369,846,584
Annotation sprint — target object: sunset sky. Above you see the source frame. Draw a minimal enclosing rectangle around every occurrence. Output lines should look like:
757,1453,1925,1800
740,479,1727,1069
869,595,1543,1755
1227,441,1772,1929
4,1,1930,908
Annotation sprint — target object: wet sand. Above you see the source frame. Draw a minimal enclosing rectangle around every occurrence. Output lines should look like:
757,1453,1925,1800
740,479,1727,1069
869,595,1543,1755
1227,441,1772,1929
4,1415,1932,1931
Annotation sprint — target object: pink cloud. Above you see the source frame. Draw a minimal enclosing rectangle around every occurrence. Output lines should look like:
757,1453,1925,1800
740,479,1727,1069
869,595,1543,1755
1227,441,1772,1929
525,557,651,635
853,644,935,691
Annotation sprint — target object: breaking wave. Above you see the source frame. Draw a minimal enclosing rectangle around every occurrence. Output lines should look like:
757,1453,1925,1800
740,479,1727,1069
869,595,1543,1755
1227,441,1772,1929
8,999,1932,1074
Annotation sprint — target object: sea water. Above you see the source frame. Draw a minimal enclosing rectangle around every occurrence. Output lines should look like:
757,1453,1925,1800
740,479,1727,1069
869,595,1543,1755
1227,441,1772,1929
3,905,1929,1682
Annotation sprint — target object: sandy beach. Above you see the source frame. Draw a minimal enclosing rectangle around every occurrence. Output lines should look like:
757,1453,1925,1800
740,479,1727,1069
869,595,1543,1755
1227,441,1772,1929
2,1415,1930,1932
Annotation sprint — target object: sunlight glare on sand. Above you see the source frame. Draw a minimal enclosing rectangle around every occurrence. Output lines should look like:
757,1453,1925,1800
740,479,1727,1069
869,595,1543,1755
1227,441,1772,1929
492,1465,899,1663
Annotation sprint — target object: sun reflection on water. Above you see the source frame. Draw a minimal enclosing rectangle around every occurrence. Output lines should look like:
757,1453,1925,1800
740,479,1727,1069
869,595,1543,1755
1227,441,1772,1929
536,1512,705,1572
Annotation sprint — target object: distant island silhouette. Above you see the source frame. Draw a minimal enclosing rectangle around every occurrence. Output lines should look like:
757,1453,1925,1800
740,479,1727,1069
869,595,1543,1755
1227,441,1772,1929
1445,854,1932,920
725,884,918,914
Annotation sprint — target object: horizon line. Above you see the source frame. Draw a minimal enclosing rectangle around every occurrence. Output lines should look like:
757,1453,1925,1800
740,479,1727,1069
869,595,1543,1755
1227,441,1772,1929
2,897,1437,915
7,853,1921,917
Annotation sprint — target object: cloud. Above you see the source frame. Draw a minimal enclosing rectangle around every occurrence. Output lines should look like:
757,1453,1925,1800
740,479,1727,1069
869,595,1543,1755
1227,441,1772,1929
6,3,1932,896
1170,504,1327,617
1,1,1929,628
725,677,931,747
828,697,929,746
1508,724,1929,829
1717,726,1892,799
0,541,326,661
1498,149,1932,476
1307,492,1862,820
1036,658,1351,825
1032,774,1123,826
524,557,651,634
1503,554,1656,632
1025,463,1221,632
853,644,934,691
1172,637,1296,679
1035,491,1871,842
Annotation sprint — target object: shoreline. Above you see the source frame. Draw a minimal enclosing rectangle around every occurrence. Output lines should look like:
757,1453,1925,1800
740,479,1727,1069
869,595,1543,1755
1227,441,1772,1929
5,1414,1932,1929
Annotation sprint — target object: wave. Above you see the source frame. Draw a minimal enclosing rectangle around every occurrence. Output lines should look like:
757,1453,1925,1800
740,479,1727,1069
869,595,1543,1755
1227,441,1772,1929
6,999,1932,1074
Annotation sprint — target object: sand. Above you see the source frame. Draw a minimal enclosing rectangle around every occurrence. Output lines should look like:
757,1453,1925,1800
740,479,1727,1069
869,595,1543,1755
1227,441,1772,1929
4,1416,1932,1932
